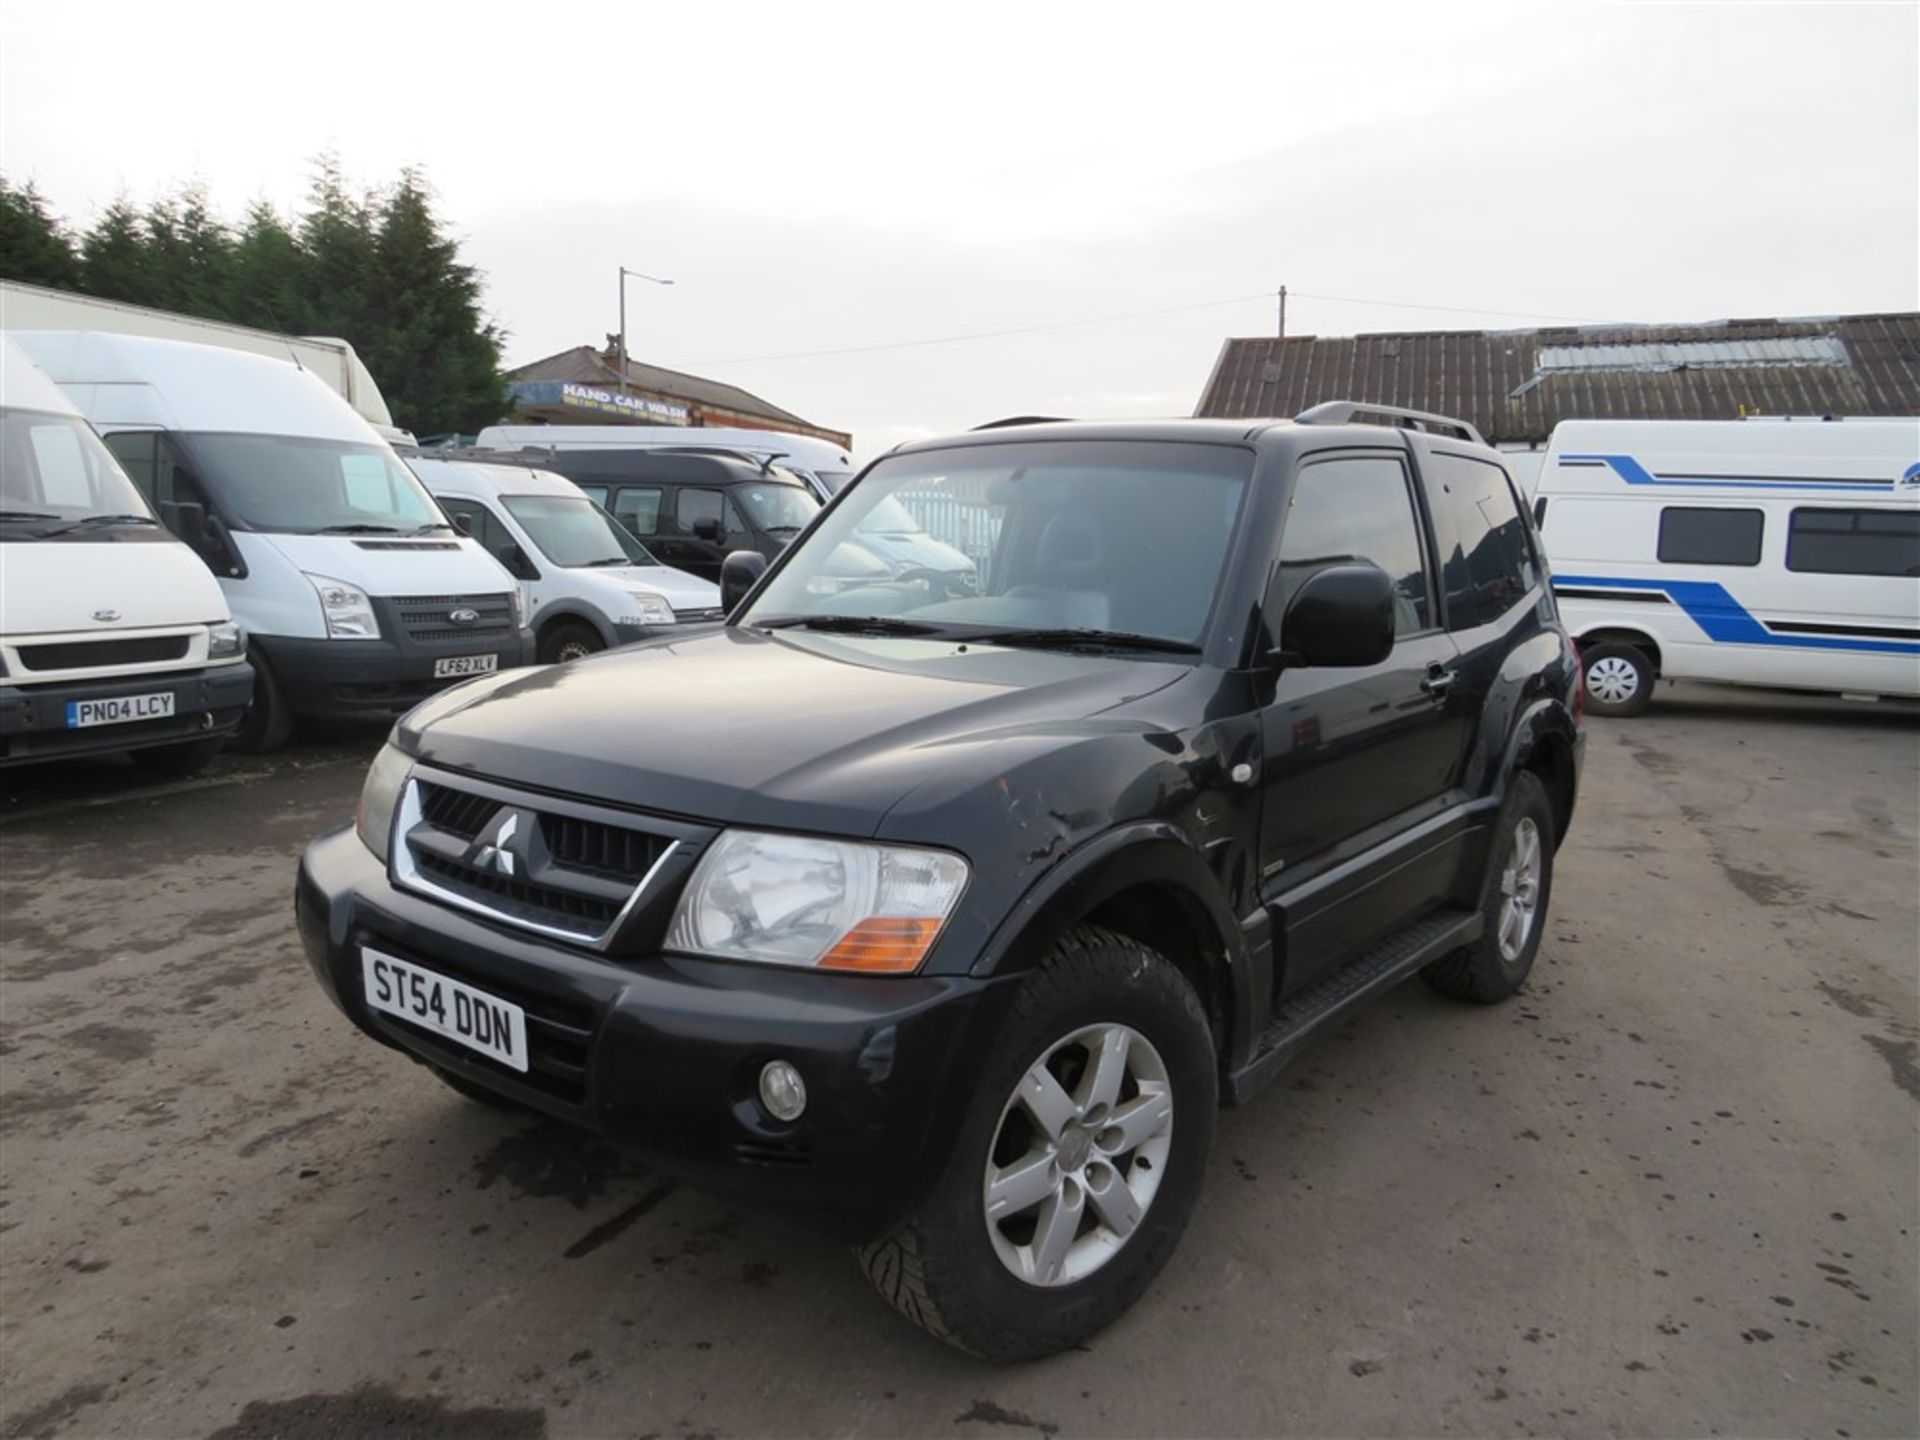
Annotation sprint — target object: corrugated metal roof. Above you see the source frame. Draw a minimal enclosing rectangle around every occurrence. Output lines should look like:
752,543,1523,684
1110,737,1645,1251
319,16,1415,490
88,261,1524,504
1195,313,1920,444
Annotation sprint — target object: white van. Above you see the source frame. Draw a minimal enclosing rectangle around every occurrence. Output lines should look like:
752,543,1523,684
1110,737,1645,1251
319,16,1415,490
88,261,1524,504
472,424,857,498
1535,417,1920,715
0,336,252,772
12,332,532,750
406,453,725,662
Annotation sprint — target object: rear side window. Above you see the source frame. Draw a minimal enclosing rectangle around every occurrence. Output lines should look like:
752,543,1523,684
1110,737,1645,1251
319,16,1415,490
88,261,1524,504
1787,508,1920,577
1274,455,1432,636
1423,452,1538,630
1657,507,1763,566
613,487,663,536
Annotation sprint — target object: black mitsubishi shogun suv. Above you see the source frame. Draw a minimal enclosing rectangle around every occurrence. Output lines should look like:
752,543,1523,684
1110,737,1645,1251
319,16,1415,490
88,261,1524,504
296,403,1584,1360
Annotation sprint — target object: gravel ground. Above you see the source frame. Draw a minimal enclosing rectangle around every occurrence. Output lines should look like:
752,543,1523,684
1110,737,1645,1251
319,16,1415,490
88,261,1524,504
1,686,1915,1440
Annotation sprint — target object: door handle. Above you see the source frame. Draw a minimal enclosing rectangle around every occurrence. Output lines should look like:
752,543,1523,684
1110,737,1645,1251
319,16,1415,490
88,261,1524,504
1420,667,1456,697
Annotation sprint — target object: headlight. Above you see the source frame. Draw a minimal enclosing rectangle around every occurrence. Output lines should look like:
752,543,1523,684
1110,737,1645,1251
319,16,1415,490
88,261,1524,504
666,830,968,973
305,573,378,639
619,588,676,626
355,742,413,862
206,620,245,658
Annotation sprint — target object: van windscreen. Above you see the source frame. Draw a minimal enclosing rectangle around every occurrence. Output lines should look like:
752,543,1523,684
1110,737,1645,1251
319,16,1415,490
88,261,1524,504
178,433,446,534
0,408,155,533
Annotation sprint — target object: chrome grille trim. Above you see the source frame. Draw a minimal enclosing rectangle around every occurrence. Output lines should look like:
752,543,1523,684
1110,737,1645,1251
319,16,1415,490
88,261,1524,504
389,770,684,949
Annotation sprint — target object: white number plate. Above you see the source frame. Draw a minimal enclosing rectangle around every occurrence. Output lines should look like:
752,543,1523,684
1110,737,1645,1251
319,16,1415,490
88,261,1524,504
361,948,527,1072
67,692,175,728
434,654,498,679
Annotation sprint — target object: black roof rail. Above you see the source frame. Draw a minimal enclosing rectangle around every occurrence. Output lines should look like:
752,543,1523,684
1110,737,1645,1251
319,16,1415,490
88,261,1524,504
972,415,1071,431
1295,400,1486,447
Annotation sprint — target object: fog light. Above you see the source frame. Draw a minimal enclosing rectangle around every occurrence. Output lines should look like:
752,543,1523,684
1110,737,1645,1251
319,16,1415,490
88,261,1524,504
758,1060,807,1121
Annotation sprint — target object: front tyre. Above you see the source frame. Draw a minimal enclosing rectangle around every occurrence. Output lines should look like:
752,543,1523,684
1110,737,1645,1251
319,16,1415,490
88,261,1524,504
1581,641,1654,718
538,621,604,665
1424,769,1556,1004
857,926,1216,1361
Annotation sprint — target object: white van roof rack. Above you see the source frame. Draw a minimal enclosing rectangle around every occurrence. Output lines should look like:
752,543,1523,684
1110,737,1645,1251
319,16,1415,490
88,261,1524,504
1296,400,1486,447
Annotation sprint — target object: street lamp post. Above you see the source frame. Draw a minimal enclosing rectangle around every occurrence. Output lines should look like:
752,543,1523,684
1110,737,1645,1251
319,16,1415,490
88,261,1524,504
617,266,675,394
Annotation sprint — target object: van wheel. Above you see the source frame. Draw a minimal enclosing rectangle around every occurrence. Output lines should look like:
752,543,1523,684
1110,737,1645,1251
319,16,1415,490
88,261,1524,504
538,622,604,665
856,926,1216,1361
1581,642,1653,717
129,736,222,778
1424,769,1555,1003
230,654,294,753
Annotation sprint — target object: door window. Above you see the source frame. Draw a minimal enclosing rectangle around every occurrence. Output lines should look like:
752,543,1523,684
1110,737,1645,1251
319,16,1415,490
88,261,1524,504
1657,506,1763,566
102,432,160,504
1786,508,1920,577
1274,455,1432,637
1423,452,1537,629
442,500,512,560
677,487,730,537
613,487,664,537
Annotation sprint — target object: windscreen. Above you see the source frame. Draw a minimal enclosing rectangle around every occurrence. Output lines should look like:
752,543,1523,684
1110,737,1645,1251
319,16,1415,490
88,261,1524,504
503,493,657,568
0,408,155,533
180,433,444,534
743,440,1252,647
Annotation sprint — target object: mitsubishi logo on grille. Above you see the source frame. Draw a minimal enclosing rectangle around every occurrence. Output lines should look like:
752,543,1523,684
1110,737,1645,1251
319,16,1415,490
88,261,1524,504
448,607,481,626
466,807,532,877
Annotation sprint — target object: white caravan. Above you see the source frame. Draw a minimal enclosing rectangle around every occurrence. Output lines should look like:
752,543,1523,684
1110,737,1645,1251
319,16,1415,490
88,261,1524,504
0,336,251,772
12,332,531,750
407,453,725,663
1535,418,1919,715
472,424,857,497
0,279,409,442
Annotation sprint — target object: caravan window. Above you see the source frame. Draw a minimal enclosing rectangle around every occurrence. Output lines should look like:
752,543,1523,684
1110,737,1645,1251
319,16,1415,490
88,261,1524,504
1657,507,1763,566
1786,509,1920,577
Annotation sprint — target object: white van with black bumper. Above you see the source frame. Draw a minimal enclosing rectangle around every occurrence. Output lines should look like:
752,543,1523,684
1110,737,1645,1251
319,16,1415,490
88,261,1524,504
11,331,533,749
0,335,252,772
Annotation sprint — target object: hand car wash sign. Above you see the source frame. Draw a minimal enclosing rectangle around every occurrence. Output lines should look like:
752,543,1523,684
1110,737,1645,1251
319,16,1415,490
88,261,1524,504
506,381,691,425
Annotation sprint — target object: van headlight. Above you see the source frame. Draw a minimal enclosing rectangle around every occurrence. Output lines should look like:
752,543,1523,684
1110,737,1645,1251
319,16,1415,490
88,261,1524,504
207,621,245,658
355,742,413,862
619,588,676,626
666,831,968,973
305,573,379,639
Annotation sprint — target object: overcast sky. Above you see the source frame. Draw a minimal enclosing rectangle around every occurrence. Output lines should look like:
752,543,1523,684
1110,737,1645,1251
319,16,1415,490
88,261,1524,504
3,1,1914,456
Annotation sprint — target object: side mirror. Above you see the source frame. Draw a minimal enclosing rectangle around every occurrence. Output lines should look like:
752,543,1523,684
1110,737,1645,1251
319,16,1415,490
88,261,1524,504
721,549,768,615
160,499,207,543
451,512,474,535
1278,563,1396,668
691,517,725,544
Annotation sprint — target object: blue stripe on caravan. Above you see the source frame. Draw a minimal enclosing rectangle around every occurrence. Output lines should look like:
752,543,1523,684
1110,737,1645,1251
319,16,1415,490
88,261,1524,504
1553,574,1920,656
1563,454,1896,492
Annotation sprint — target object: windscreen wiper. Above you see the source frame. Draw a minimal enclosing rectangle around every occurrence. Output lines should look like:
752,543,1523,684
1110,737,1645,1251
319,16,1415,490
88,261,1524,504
38,513,161,536
966,627,1203,656
755,614,952,637
312,522,404,534
0,509,61,522
581,557,632,567
407,522,455,535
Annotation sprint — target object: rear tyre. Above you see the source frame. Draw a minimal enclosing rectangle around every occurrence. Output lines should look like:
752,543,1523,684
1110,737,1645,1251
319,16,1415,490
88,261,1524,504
1424,769,1555,1004
856,926,1216,1361
229,654,294,754
1581,642,1654,718
538,621,604,665
128,736,223,778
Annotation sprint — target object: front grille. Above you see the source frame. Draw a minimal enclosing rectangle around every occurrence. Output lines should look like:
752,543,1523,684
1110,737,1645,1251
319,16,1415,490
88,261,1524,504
393,592,516,644
17,635,191,671
365,942,596,1104
398,777,678,944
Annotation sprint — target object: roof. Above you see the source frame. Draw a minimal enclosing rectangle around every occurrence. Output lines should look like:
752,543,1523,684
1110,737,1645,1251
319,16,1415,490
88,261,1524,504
1195,313,1920,445
505,346,824,431
533,447,809,488
406,453,582,500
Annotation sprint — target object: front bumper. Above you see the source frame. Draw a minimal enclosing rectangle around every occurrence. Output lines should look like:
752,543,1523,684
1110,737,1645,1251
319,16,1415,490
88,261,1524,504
259,630,536,720
295,826,1009,1240
0,660,254,766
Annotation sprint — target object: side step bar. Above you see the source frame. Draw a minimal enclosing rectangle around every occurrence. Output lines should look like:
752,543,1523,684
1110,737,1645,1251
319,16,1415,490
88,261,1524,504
1226,908,1482,1105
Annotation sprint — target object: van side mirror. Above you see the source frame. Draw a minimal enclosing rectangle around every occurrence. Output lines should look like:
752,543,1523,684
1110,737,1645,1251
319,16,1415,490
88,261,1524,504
1277,563,1396,668
451,512,474,535
160,499,206,543
691,517,725,543
721,549,768,615
501,543,540,582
